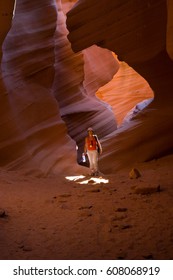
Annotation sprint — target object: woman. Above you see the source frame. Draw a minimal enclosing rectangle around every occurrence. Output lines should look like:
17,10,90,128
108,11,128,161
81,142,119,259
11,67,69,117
84,127,102,176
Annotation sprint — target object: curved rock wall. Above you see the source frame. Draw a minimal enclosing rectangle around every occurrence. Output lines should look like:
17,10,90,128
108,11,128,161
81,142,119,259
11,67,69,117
0,1,25,164
67,0,167,63
1,0,84,175
53,0,118,163
0,0,118,174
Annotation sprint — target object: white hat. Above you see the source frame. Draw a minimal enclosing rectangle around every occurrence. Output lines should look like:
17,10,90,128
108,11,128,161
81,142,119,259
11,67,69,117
87,127,93,131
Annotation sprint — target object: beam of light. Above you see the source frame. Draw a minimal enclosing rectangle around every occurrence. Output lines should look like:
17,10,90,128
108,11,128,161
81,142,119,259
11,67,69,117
13,0,17,17
65,175,85,181
65,175,109,185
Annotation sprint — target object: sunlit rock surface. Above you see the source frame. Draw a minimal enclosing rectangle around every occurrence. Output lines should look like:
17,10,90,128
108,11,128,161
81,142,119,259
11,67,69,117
67,0,173,172
97,60,153,125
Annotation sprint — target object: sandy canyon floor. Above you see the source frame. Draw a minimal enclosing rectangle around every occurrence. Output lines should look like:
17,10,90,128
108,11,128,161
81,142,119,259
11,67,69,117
0,155,173,260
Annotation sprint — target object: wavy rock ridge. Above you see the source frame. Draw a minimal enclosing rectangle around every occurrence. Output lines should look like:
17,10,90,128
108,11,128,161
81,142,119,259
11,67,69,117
54,1,118,163
0,0,118,174
0,0,80,174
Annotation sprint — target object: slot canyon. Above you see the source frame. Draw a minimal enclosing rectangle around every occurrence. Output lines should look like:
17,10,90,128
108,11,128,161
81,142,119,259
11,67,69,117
0,0,173,260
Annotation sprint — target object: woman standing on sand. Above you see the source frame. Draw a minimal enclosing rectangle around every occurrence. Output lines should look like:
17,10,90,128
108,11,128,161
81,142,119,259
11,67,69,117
84,127,102,176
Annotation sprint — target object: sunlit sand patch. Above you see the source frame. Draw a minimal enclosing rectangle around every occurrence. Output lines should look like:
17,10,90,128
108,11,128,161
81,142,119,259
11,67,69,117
65,175,85,181
65,175,109,185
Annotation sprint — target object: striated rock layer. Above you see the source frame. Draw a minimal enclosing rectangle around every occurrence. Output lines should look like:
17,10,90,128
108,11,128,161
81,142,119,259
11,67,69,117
1,0,85,175
67,0,173,171
53,0,118,163
0,0,118,174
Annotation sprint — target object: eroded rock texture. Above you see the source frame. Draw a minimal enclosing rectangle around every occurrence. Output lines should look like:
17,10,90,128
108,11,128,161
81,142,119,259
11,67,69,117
67,0,173,171
0,0,118,174
0,0,83,174
52,0,118,163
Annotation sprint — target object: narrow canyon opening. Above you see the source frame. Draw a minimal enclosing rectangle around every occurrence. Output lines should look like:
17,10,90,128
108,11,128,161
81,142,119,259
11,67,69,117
96,54,154,127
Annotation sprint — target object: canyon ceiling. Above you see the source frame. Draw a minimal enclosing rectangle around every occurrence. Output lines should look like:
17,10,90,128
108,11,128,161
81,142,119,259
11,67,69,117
0,0,173,175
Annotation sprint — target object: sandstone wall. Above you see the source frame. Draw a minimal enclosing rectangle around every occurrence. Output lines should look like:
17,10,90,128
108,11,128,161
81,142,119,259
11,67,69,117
53,0,118,163
0,0,83,175
0,0,118,174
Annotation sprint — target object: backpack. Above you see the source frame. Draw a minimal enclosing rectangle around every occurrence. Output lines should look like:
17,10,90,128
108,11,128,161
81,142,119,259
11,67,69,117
94,135,102,155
